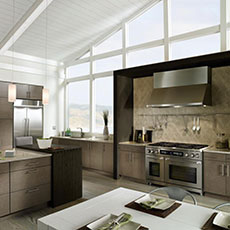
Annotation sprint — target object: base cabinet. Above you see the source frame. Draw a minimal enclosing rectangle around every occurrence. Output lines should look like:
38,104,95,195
204,152,230,196
119,145,145,181
0,156,51,217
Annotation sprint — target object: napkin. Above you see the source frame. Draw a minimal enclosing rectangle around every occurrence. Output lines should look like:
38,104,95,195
97,213,132,230
140,198,165,210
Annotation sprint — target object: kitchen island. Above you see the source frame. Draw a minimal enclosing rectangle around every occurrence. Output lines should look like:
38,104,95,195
18,144,82,208
38,187,215,230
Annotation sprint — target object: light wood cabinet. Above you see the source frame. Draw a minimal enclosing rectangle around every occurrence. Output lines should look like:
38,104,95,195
11,184,51,213
0,163,9,217
0,98,13,119
204,152,230,196
0,156,51,217
0,82,8,98
102,143,113,173
119,145,145,181
89,142,103,170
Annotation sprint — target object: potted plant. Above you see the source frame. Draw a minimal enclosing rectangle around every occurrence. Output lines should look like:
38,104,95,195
102,110,109,140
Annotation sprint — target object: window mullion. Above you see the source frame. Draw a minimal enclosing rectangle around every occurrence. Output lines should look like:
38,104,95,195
90,47,95,134
220,0,227,51
122,23,127,68
163,0,170,61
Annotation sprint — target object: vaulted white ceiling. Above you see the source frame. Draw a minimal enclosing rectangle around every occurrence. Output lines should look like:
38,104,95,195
0,0,152,62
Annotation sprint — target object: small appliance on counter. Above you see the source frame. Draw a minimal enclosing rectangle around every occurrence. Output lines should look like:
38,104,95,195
134,129,152,143
4,149,16,157
215,133,228,149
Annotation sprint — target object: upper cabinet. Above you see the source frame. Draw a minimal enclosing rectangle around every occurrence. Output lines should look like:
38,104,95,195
0,82,8,98
0,82,43,101
16,84,43,100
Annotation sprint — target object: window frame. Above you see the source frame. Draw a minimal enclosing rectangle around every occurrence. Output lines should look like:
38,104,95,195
64,0,230,135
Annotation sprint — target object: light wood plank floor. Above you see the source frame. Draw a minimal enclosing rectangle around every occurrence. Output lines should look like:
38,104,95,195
0,169,229,230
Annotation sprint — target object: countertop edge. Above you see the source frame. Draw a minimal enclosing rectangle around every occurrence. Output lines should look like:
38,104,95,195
53,136,113,144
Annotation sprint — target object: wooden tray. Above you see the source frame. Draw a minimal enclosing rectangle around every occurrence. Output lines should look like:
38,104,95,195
201,213,226,230
125,200,181,218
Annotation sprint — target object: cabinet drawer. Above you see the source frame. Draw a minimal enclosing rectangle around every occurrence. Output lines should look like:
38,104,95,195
11,166,51,192
118,144,145,153
11,183,51,213
226,155,230,161
0,163,9,174
204,152,226,161
10,157,51,172
0,173,9,195
0,194,9,217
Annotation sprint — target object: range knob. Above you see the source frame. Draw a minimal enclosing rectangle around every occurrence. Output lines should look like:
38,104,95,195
190,153,195,158
147,149,152,154
185,153,189,157
195,154,200,158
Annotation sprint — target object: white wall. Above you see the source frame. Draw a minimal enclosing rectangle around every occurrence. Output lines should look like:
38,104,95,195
0,54,64,138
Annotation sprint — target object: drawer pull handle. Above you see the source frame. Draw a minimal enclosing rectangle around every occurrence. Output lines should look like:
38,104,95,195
26,188,39,193
25,169,38,174
221,164,225,176
227,165,230,177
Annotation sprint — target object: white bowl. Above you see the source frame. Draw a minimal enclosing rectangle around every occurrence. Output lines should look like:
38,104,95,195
37,138,53,149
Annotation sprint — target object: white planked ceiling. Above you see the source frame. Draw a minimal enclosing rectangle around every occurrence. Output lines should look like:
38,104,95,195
0,0,152,62
0,0,36,44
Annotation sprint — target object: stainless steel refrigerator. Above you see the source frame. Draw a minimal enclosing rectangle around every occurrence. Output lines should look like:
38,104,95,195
14,99,43,146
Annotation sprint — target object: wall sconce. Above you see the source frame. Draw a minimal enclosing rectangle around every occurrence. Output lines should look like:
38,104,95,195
8,84,16,102
42,88,49,105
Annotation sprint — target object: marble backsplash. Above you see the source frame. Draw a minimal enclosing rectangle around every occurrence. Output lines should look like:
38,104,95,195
134,66,230,145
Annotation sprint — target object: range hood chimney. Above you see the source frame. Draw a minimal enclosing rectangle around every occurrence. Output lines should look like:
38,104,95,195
146,66,212,108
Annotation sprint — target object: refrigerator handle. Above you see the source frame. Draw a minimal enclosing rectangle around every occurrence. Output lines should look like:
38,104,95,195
27,119,30,136
24,119,27,136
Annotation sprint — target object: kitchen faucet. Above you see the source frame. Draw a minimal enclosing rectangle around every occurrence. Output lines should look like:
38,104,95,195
76,127,84,138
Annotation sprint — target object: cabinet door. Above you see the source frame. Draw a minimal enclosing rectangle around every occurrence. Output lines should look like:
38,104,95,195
226,163,230,196
102,143,113,173
0,98,13,119
81,141,90,168
16,84,30,99
119,150,133,178
90,142,103,170
29,86,42,100
0,82,8,98
204,160,226,195
132,151,145,181
0,194,9,217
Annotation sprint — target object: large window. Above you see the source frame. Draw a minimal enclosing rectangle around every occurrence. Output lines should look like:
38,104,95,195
171,34,220,60
128,1,163,46
94,30,122,55
94,77,113,133
127,46,164,67
65,0,230,134
67,62,90,78
170,0,220,36
68,81,90,132
94,55,122,73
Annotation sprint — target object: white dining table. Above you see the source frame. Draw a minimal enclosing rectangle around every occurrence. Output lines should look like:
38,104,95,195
38,187,216,230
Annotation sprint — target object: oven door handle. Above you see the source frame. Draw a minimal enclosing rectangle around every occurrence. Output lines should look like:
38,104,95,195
165,158,202,165
147,156,164,161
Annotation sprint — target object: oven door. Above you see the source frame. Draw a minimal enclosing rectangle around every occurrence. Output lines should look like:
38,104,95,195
146,156,164,182
165,158,202,189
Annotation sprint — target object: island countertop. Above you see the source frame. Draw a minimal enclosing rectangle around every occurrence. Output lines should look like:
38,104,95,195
17,144,81,154
0,148,51,163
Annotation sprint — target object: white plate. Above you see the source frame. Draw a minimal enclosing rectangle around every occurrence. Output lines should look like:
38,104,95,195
87,214,141,230
135,194,175,210
213,212,230,229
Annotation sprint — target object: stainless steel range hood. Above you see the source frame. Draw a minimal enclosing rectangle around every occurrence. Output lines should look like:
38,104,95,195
146,66,212,108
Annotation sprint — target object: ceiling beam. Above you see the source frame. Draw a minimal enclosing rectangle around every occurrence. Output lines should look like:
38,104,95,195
0,0,54,56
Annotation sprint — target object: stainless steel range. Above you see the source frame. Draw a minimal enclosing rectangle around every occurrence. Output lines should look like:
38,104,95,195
146,142,208,194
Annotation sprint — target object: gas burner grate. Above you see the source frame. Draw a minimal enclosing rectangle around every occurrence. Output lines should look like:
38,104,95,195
148,142,208,150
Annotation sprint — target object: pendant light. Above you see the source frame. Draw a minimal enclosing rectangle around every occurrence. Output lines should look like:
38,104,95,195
8,0,16,103
42,0,49,105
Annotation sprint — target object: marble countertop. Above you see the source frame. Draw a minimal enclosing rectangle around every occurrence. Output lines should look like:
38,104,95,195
203,146,230,154
119,141,148,146
0,148,51,164
54,136,113,144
